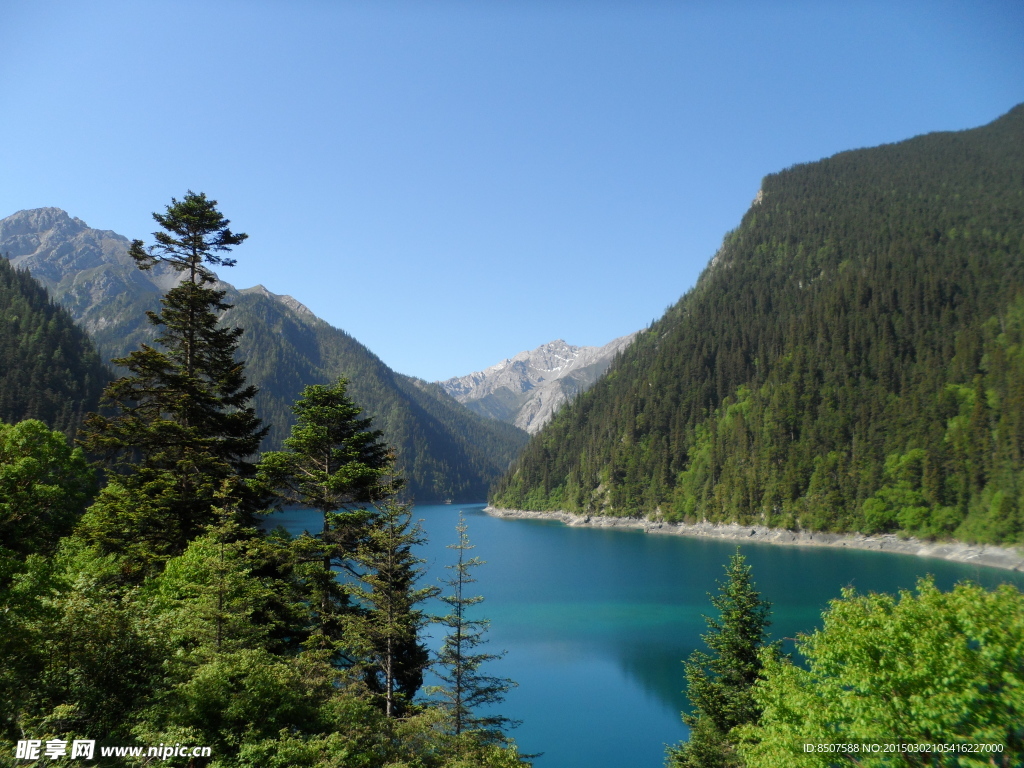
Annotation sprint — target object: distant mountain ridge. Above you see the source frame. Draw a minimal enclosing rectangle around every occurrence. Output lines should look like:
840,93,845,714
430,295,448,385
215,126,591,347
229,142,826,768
1,208,528,502
440,335,637,433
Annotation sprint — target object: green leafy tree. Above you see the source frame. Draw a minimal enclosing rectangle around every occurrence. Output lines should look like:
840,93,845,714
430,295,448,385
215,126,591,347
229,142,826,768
77,192,266,571
346,492,437,718
431,513,518,740
0,420,96,558
737,578,1024,767
19,552,168,746
150,509,286,658
669,550,777,768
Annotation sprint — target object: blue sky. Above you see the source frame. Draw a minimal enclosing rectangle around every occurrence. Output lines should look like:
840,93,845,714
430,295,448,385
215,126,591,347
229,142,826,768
2,0,1022,381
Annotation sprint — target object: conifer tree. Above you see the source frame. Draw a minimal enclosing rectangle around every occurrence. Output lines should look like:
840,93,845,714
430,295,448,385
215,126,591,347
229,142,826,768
669,550,777,768
431,513,517,740
78,192,266,570
255,378,392,661
346,492,437,717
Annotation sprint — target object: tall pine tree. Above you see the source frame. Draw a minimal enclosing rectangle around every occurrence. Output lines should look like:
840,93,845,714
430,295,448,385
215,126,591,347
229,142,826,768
669,550,777,768
431,513,517,741
256,378,393,665
78,192,266,573
346,491,437,718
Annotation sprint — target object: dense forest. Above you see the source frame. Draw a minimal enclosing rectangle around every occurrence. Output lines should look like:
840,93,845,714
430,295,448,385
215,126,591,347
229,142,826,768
492,104,1024,546
225,291,528,502
0,256,109,438
0,194,526,767
0,208,528,503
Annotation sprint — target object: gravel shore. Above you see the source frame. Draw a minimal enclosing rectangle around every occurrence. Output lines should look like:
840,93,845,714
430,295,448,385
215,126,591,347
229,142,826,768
484,506,1024,572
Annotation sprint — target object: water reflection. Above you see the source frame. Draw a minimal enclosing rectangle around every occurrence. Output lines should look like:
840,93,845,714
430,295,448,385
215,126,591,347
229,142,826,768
263,502,1024,768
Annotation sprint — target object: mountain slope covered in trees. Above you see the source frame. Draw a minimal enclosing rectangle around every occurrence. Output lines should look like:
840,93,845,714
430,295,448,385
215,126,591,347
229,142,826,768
0,256,109,437
224,288,528,501
492,104,1024,545
0,209,527,501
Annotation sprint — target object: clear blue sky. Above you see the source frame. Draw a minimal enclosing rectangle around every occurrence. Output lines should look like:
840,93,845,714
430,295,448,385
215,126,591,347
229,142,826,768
2,1,1022,381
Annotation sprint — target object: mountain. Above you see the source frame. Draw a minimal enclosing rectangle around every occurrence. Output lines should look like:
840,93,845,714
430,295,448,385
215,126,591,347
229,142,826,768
0,209,528,502
0,255,109,438
0,208,186,357
439,335,637,434
491,104,1024,545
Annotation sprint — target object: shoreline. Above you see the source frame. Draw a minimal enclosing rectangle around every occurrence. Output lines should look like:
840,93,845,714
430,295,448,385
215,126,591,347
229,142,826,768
483,506,1024,573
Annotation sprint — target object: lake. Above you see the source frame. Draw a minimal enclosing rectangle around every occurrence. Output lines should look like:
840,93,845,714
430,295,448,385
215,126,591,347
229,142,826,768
266,503,1024,768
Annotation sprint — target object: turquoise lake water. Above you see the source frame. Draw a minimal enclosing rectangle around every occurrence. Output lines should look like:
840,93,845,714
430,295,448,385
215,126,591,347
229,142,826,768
267,503,1024,768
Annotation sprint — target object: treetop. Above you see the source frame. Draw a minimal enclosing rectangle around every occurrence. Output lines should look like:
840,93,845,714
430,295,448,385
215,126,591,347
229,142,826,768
129,191,247,283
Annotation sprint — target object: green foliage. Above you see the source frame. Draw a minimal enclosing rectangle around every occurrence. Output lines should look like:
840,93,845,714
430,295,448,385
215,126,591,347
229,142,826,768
78,193,267,568
492,104,1024,545
0,197,530,767
227,287,529,502
344,494,437,718
256,378,395,672
0,256,109,438
11,548,169,745
128,190,247,280
737,578,1024,767
0,419,96,557
257,378,391,514
148,512,291,656
430,514,518,740
669,550,777,768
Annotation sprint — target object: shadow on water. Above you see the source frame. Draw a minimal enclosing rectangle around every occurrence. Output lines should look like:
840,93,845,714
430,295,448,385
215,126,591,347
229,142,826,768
263,503,1024,768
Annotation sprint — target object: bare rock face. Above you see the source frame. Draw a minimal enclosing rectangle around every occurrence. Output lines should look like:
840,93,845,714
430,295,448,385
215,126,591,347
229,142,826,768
440,334,638,433
0,208,308,358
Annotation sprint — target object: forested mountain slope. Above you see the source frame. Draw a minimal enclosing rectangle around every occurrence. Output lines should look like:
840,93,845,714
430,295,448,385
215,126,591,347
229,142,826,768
0,209,527,501
224,288,527,501
492,104,1024,545
0,256,109,437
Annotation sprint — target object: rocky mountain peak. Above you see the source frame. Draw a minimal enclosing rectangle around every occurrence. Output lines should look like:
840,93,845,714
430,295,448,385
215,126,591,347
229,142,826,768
239,284,315,319
0,207,86,241
440,332,638,433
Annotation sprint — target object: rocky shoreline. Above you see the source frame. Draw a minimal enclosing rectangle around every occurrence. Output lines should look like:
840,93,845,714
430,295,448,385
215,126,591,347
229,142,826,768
484,506,1024,572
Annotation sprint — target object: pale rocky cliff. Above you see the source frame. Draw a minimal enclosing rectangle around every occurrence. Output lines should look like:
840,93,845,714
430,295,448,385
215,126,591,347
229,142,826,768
0,208,307,357
440,334,638,434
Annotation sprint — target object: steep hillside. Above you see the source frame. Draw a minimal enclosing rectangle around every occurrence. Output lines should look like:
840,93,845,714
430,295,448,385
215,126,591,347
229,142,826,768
0,256,109,437
223,288,527,501
440,334,637,433
492,104,1024,545
0,207,183,356
0,210,527,501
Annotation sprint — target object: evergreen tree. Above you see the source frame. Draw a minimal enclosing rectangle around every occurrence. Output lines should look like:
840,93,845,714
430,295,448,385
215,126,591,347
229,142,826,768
346,492,437,717
255,378,392,662
669,550,777,768
77,192,266,571
431,513,518,740
256,378,391,518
